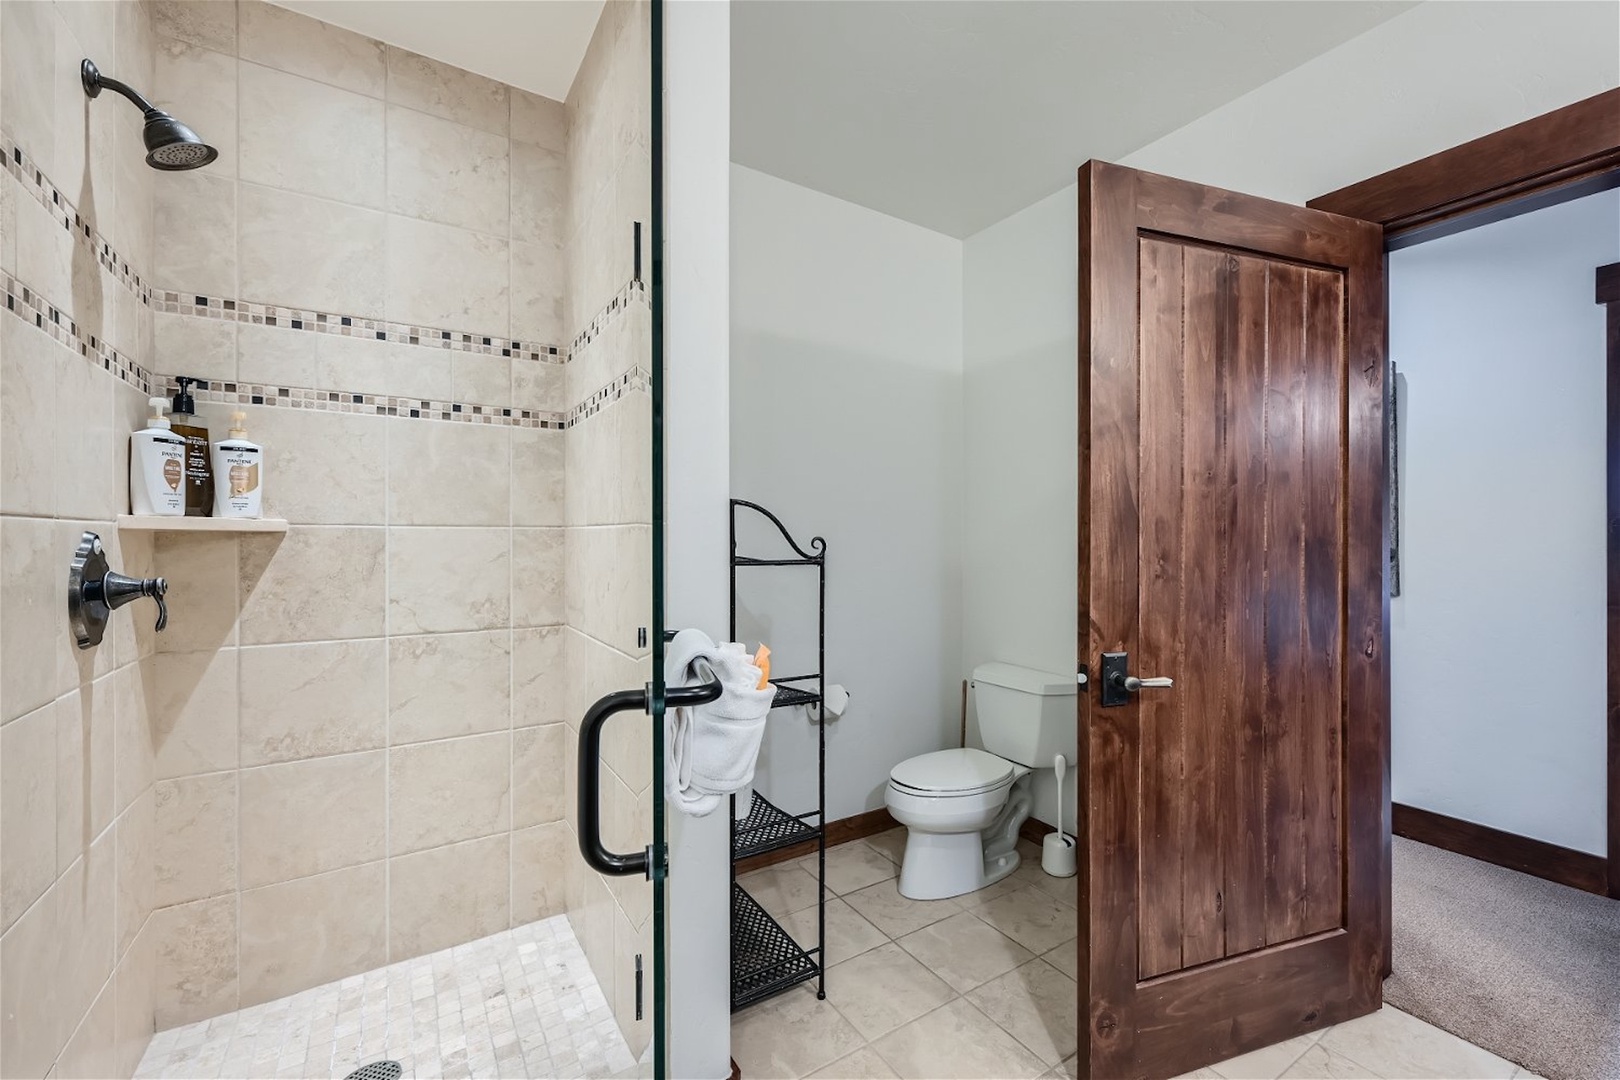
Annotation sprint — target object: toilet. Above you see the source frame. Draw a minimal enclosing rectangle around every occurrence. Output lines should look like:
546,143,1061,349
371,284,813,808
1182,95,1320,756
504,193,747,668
884,662,1076,900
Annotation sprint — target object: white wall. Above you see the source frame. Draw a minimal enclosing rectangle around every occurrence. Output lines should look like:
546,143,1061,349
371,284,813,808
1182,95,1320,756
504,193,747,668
730,165,964,821
958,0,1619,833
1388,190,1616,855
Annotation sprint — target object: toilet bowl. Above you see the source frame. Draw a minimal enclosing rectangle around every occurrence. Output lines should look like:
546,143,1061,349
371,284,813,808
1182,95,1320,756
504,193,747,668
885,747,1033,900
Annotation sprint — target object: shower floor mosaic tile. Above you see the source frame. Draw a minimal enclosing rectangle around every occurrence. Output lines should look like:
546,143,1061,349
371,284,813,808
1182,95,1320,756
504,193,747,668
135,916,638,1080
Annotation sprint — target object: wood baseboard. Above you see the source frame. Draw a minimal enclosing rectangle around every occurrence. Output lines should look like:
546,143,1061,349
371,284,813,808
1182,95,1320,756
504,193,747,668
733,806,898,874
1392,803,1609,896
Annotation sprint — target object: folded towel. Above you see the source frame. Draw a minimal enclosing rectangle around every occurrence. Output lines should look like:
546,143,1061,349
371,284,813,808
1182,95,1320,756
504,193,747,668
664,629,778,818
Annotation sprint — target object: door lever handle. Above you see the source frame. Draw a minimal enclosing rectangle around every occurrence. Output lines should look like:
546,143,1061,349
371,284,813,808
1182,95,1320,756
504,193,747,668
1122,675,1173,691
1100,651,1175,707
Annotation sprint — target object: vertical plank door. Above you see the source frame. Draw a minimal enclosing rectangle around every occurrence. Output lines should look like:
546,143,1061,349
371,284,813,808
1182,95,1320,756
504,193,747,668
1077,162,1388,1079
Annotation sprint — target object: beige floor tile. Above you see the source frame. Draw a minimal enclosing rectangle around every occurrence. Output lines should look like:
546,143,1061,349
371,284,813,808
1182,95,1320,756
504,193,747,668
806,1047,900,1080
1278,1043,1379,1079
972,883,1077,954
826,942,956,1041
864,828,907,867
732,983,866,1080
1040,1055,1080,1080
1040,941,1080,980
1172,1070,1225,1079
1211,1032,1321,1079
1015,862,1079,909
740,863,824,920
872,998,1048,1080
897,911,1034,993
844,879,962,939
953,873,1027,909
1316,1007,1517,1079
1509,1071,1549,1080
782,897,889,967
964,959,1077,1066
802,842,898,896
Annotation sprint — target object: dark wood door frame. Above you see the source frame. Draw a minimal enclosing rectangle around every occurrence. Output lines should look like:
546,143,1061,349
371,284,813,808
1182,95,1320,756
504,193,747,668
1310,90,1620,902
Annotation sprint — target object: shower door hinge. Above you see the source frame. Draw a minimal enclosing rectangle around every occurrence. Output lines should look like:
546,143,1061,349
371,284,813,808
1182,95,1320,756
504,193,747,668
637,626,648,649
634,954,644,1021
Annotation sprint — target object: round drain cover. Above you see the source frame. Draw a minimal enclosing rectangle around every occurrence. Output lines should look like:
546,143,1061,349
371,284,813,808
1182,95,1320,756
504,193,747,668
344,1062,403,1080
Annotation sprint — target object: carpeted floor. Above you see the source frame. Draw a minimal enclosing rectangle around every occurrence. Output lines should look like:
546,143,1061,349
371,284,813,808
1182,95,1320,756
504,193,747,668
1385,836,1620,1080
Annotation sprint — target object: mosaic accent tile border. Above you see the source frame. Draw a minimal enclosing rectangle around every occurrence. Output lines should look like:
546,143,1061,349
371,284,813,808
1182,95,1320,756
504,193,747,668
572,279,648,356
3,136,152,304
2,270,154,394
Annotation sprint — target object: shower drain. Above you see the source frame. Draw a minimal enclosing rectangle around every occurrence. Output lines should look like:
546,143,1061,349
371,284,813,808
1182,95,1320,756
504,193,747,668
343,1062,403,1080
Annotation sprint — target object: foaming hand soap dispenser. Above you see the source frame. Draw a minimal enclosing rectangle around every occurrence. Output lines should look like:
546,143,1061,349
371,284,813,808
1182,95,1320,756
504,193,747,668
130,397,187,516
211,412,263,518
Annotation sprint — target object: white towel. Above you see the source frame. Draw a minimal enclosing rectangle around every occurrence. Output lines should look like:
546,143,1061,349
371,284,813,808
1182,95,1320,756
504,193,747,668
663,629,777,818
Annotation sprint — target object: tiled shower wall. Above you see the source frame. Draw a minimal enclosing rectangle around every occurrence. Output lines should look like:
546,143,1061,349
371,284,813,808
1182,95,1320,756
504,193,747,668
559,0,656,1062
0,1,162,1077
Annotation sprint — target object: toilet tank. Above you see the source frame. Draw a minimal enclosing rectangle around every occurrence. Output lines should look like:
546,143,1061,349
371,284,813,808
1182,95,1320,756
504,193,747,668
971,662,1076,768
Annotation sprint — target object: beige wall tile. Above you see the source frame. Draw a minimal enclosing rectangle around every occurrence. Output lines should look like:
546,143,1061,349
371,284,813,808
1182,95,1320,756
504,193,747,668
388,526,510,633
239,750,386,888
242,406,388,525
148,649,236,781
512,142,566,246
386,47,508,135
238,860,386,1007
1,702,58,934
241,62,386,208
314,335,453,402
239,184,386,316
389,731,510,854
112,919,155,1076
152,36,238,178
389,630,511,744
153,533,239,653
385,215,508,334
512,357,565,413
153,311,237,383
511,820,570,924
239,639,386,765
0,863,67,1078
513,527,565,628
451,351,512,407
236,322,318,387
150,894,238,1027
562,524,648,647
55,977,118,1080
512,428,565,526
512,627,567,728
151,0,235,52
115,788,155,961
153,773,237,908
239,526,387,644
564,392,651,526
613,911,653,1059
1,317,60,516
387,833,508,961
387,419,510,526
58,831,117,1033
55,356,118,522
2,516,63,723
2,1,59,174
14,173,73,309
387,105,510,235
153,170,237,297
56,679,116,873
238,1,386,98
511,238,567,344
511,88,566,151
512,723,566,829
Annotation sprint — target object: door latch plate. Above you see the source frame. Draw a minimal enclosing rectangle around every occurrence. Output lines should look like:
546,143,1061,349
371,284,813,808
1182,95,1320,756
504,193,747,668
1100,651,1130,707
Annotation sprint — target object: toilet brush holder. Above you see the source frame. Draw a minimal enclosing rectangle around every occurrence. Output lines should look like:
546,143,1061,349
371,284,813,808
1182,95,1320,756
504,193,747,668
1041,831,1077,878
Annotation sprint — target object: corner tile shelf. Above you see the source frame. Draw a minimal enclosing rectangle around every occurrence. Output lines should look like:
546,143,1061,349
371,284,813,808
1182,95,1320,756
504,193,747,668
117,515,289,534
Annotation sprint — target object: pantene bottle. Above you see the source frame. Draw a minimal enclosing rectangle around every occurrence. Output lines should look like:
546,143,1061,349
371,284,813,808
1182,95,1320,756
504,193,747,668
130,397,187,516
211,412,263,518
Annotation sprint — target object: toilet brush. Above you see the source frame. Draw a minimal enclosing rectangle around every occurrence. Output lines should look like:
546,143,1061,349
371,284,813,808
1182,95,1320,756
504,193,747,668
1041,753,1078,877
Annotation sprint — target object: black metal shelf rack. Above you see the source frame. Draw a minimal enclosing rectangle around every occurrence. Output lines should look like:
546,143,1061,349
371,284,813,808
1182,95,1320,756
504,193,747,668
728,499,827,1011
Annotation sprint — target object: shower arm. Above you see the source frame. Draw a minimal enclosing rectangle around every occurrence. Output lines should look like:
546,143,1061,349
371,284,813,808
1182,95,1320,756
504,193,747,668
81,59,159,116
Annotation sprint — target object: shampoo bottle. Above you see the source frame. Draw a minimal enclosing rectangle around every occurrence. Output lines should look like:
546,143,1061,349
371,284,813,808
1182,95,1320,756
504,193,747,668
211,413,263,519
169,376,213,516
130,398,187,516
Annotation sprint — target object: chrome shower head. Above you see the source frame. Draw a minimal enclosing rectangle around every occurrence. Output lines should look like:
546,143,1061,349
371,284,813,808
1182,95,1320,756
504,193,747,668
82,58,218,172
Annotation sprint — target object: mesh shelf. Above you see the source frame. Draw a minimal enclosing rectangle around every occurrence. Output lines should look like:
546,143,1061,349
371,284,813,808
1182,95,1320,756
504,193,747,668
771,683,821,709
733,791,822,860
731,882,819,1011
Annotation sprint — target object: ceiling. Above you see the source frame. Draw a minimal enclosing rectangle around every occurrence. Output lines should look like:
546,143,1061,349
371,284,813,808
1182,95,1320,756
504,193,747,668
272,0,605,103
732,1,1417,237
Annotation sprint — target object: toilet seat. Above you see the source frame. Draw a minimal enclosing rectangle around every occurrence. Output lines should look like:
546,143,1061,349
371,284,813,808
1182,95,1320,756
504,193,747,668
889,747,1014,797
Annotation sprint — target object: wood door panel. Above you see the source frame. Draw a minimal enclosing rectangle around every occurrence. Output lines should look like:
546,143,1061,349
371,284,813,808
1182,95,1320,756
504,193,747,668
1081,160,1386,1079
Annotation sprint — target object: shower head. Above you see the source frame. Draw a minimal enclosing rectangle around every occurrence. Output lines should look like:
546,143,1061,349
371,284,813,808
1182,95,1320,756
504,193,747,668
81,59,218,171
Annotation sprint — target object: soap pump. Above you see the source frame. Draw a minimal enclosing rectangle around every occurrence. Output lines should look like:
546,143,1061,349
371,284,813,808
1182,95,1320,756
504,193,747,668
129,397,187,516
169,376,213,516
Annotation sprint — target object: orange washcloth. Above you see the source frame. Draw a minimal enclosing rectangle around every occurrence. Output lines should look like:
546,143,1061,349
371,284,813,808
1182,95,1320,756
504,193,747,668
753,645,771,690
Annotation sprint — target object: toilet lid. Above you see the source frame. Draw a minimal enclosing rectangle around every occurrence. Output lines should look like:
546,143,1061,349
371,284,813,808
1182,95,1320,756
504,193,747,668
890,748,1014,794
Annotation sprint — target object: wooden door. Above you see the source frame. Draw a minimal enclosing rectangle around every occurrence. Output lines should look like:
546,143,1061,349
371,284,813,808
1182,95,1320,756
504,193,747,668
1077,162,1388,1079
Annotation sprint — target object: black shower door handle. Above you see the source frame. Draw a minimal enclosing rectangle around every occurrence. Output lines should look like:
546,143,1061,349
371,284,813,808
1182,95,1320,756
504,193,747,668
576,663,724,878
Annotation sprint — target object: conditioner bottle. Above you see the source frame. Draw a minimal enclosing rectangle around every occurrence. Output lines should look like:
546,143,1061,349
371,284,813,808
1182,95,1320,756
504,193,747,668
211,412,263,519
